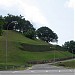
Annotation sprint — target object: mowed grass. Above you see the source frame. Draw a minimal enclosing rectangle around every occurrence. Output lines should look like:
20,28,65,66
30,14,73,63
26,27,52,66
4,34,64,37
0,30,74,66
5,30,49,45
55,60,75,68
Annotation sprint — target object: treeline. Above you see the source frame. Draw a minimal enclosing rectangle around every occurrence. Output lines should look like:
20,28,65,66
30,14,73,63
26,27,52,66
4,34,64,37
62,40,75,54
0,14,58,43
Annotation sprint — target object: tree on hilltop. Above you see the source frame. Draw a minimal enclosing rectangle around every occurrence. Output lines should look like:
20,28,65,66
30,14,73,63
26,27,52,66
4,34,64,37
36,27,58,43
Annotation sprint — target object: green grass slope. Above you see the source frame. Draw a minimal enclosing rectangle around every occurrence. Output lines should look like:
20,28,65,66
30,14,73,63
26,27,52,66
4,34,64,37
55,60,75,68
0,30,74,66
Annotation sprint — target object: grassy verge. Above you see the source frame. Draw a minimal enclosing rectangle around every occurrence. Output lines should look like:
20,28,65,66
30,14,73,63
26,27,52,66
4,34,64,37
0,63,32,70
55,60,75,69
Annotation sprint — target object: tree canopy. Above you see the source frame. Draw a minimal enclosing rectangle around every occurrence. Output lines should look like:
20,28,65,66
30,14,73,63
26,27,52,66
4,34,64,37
0,16,5,36
24,29,36,39
37,27,58,43
0,14,58,41
4,14,35,32
62,40,75,54
1,14,36,39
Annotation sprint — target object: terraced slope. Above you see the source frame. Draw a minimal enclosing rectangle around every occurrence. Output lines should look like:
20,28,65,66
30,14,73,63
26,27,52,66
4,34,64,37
0,30,74,65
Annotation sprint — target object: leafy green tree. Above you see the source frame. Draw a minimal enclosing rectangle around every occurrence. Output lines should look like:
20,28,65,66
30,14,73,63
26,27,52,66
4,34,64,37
23,20,34,32
37,27,58,43
4,14,35,34
4,14,24,30
24,29,36,39
0,25,3,36
62,40,75,54
0,15,5,36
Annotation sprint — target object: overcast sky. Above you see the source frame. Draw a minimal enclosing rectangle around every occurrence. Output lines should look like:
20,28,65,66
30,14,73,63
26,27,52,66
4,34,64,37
0,0,74,45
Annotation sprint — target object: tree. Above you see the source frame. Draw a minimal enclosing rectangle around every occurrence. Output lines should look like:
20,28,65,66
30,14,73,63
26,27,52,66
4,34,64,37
0,25,3,36
4,14,24,30
62,40,75,54
24,29,36,39
36,27,58,43
3,14,36,39
4,14,35,34
0,15,5,36
23,20,34,32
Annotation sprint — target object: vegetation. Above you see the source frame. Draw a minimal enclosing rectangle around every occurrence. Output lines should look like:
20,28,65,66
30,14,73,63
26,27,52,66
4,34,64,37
37,27,58,43
62,40,75,54
0,16,5,36
0,14,75,70
0,25,2,36
55,60,75,68
1,14,36,39
0,14,58,43
24,29,36,39
0,31,74,66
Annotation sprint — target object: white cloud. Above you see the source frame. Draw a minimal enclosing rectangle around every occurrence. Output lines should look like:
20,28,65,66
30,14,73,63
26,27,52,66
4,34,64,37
64,0,75,40
0,0,49,28
19,1,48,26
64,0,75,8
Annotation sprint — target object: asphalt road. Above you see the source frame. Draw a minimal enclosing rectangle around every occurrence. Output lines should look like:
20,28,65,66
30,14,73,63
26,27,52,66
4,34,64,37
0,64,74,75
30,64,66,70
0,69,74,75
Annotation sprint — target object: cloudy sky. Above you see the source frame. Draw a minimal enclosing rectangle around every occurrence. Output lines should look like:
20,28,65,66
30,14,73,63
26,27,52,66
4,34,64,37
0,0,74,45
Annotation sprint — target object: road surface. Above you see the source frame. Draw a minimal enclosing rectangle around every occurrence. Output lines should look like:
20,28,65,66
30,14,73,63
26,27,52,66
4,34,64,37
31,64,66,70
0,64,74,75
0,69,74,75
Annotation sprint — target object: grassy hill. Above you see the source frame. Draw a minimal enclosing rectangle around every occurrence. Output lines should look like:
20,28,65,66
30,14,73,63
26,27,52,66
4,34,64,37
0,30,74,69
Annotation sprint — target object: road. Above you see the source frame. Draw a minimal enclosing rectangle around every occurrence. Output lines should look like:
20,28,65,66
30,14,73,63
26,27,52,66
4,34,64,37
30,64,66,70
0,64,74,75
0,69,74,75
